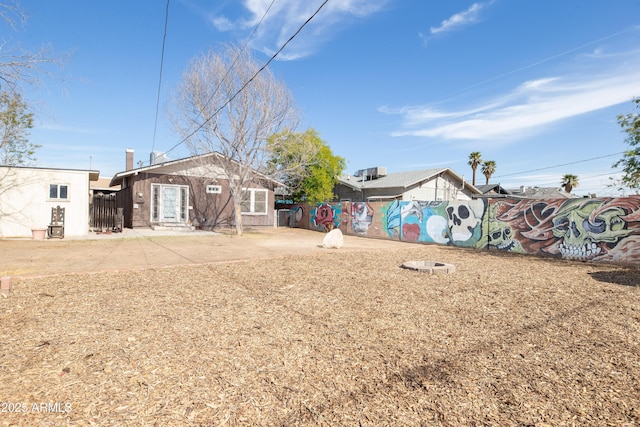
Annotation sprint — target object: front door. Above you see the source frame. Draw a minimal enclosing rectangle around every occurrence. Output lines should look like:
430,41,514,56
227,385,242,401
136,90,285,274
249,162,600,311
161,186,179,222
151,184,189,224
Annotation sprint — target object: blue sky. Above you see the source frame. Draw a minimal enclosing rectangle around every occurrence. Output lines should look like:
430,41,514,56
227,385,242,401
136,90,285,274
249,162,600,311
13,0,640,196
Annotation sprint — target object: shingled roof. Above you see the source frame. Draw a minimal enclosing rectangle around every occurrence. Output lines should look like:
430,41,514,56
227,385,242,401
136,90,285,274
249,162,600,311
507,186,580,199
338,168,481,193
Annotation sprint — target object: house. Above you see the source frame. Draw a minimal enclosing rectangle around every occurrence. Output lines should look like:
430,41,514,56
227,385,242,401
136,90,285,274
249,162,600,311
0,165,99,238
473,184,582,199
109,149,280,230
334,167,482,202
507,186,580,199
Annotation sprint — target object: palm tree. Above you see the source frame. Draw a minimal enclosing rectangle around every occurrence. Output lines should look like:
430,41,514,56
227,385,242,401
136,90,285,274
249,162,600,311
468,151,482,186
481,160,496,185
561,174,579,193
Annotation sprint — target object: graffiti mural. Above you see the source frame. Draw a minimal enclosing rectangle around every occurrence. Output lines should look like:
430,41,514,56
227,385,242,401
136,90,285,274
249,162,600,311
490,197,640,262
483,202,524,253
290,204,305,227
381,200,486,247
311,203,342,231
351,202,374,235
383,200,402,239
295,196,640,265
489,199,561,254
549,198,640,261
400,201,449,244
445,200,486,247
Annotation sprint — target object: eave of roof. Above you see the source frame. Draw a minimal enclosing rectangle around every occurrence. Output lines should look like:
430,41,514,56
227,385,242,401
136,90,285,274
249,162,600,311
366,194,403,200
0,164,99,181
109,152,284,188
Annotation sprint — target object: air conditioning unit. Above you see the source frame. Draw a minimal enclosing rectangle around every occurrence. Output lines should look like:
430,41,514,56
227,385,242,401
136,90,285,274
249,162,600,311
354,167,387,180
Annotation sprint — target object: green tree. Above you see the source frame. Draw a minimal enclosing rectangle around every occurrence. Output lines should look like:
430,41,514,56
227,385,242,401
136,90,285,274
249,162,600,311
0,90,38,165
481,160,496,185
267,128,345,204
561,174,579,193
468,151,482,186
612,97,640,193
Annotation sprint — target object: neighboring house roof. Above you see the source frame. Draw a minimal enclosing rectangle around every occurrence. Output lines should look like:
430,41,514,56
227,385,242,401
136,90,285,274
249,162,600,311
0,165,100,181
110,152,283,187
475,184,510,195
90,176,120,191
507,186,580,199
337,168,482,194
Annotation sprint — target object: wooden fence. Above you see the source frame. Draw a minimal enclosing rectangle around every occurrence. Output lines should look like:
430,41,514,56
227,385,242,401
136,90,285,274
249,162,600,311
90,193,122,231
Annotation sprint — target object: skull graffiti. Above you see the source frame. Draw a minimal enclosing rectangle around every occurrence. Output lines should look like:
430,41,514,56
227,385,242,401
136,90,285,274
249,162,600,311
486,203,523,252
488,220,523,252
446,203,482,242
552,200,629,260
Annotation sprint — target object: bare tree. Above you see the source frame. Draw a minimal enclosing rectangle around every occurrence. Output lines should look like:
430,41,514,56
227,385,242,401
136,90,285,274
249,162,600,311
0,0,23,28
0,1,65,93
173,44,298,235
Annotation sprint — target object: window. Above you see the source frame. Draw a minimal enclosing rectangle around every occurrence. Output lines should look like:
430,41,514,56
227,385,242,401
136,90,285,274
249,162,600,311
152,185,160,222
180,187,188,221
206,185,222,194
49,184,69,200
241,188,268,215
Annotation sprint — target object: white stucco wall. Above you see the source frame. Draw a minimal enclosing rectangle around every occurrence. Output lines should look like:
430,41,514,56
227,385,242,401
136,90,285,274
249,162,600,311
402,175,474,201
0,167,92,238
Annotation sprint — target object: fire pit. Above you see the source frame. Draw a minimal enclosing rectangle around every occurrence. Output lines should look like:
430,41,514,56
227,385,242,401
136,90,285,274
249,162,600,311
401,261,456,274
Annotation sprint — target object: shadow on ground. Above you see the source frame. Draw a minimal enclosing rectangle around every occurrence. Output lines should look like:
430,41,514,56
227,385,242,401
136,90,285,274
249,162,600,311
588,270,640,287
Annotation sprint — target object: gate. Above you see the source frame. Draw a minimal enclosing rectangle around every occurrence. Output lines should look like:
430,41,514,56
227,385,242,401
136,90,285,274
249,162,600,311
90,193,122,231
277,209,291,227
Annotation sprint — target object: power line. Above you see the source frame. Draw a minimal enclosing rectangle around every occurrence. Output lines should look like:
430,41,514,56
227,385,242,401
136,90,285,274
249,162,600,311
164,0,329,156
493,152,625,178
433,27,636,106
151,0,171,154
513,171,622,189
178,0,277,147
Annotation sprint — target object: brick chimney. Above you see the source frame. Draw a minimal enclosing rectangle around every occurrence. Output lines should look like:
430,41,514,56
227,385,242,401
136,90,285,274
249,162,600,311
126,148,134,171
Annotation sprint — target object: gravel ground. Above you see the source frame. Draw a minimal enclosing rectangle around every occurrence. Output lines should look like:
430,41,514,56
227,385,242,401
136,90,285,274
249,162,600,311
1,230,639,426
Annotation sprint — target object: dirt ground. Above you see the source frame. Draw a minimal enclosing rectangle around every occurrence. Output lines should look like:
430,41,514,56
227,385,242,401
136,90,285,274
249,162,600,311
0,227,419,277
1,227,639,426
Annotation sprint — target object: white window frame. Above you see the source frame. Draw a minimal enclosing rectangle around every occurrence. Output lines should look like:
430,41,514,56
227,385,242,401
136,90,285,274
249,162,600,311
241,188,268,215
48,183,69,201
206,184,222,194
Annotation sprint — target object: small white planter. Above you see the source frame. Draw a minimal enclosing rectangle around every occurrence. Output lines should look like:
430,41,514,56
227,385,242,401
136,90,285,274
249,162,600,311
31,228,47,240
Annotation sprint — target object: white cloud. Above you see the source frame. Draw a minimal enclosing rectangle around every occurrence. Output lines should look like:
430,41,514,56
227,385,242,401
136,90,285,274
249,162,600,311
36,123,100,135
429,2,491,35
380,99,509,126
208,0,389,60
389,58,640,142
519,78,559,91
211,15,233,32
